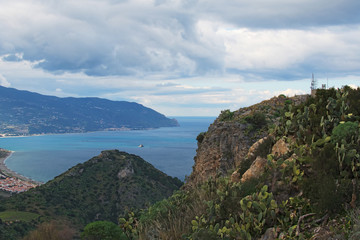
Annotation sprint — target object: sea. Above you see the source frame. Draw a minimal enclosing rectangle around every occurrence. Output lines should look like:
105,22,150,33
0,117,215,183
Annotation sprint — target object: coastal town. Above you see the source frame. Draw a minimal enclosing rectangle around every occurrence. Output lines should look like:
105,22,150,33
0,173,38,193
0,148,40,195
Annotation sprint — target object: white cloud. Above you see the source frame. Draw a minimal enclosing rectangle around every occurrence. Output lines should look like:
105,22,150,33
276,88,307,97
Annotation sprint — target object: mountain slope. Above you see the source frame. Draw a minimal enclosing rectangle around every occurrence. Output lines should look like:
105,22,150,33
122,87,360,239
187,94,307,186
1,150,182,227
0,86,178,136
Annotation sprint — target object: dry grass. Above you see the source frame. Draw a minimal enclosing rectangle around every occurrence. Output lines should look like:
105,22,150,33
23,220,76,240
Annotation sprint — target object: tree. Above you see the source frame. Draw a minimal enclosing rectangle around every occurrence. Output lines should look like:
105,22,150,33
82,221,127,240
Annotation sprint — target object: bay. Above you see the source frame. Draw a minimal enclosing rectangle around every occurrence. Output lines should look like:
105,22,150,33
0,117,215,183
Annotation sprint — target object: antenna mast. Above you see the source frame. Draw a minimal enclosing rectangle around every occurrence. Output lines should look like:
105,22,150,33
310,73,317,97
310,73,317,90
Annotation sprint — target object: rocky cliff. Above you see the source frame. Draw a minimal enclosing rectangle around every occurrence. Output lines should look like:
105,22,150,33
187,94,308,186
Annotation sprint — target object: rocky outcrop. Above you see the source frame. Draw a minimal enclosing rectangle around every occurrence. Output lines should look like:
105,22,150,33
187,95,308,187
240,156,267,183
271,138,289,158
188,121,265,185
231,135,274,183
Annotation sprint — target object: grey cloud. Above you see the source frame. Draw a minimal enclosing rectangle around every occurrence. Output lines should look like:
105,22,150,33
0,0,359,81
0,0,224,77
197,0,360,29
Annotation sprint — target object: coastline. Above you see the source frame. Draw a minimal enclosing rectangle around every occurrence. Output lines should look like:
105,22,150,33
0,150,42,185
0,127,159,139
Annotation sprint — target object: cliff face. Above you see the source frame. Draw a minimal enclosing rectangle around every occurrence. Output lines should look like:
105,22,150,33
187,95,308,186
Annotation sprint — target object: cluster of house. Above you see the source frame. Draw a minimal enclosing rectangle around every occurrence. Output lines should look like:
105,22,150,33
0,173,38,193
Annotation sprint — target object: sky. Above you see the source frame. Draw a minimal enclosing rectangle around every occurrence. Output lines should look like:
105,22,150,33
0,0,360,116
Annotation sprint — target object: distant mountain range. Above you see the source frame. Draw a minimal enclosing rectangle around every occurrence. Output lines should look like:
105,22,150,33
0,86,178,136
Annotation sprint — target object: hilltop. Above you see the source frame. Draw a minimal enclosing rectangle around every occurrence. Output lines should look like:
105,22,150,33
0,150,182,239
0,86,178,136
112,87,360,239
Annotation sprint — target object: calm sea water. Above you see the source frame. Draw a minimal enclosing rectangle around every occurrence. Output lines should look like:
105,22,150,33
0,117,215,183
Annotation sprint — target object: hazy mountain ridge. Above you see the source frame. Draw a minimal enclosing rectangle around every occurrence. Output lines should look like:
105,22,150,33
0,86,178,136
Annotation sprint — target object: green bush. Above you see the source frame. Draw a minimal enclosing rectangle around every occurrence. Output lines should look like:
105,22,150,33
332,121,359,144
244,112,267,127
196,132,206,143
219,110,234,121
82,221,127,240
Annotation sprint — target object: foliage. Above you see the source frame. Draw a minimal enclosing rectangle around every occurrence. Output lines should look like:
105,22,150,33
1,150,182,230
81,221,127,240
125,86,360,238
244,112,267,127
218,109,235,121
23,220,76,240
196,132,206,143
0,210,40,222
332,121,359,144
0,220,34,240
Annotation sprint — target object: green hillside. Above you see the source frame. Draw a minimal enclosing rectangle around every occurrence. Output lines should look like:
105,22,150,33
0,150,182,239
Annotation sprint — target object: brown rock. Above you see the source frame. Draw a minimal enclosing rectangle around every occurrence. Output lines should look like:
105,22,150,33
247,135,274,162
186,95,307,187
271,139,289,157
261,228,277,240
280,153,297,168
241,156,267,183
230,170,241,183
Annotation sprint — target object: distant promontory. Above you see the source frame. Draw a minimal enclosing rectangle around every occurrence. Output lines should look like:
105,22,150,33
0,86,178,136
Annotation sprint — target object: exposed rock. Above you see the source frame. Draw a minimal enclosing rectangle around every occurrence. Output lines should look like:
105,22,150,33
186,95,307,187
241,156,267,183
247,135,274,162
188,121,263,186
231,170,241,183
231,135,274,183
261,228,277,240
118,164,134,178
271,138,289,158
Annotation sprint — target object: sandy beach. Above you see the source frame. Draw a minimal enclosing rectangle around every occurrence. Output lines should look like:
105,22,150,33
0,150,42,185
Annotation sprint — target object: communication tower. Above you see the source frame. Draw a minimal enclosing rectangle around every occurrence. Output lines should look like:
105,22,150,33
310,73,317,96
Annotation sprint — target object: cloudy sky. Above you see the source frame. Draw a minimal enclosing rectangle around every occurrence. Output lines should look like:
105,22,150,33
0,0,360,116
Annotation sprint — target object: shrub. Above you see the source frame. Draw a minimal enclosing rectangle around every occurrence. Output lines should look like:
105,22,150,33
332,121,359,145
219,110,234,121
196,132,206,143
23,221,76,240
244,112,267,127
82,221,127,240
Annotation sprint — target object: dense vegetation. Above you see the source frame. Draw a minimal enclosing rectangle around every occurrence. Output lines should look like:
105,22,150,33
0,150,182,239
111,87,360,239
0,86,178,136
